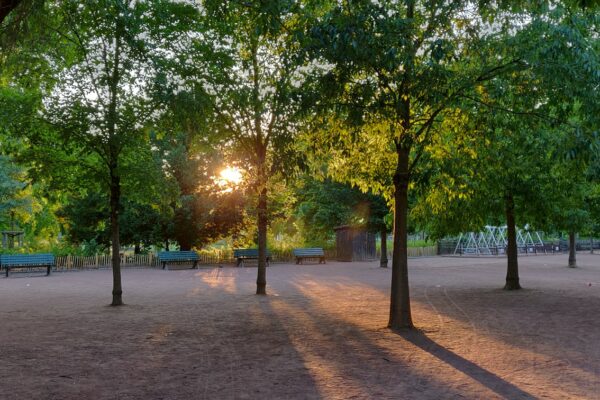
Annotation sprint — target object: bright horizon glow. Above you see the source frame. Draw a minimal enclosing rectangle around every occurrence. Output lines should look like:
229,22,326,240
219,166,242,185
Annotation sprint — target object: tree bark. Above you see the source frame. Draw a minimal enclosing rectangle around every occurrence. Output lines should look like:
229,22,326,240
256,186,268,295
0,0,22,24
110,165,123,305
249,32,269,296
388,0,415,328
108,23,123,306
504,192,521,290
380,228,388,268
568,231,577,268
388,147,413,330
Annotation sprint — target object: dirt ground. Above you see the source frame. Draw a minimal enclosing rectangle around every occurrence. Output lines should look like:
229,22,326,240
1,254,599,400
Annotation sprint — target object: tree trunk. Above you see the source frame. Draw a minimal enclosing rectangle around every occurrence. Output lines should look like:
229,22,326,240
164,240,169,251
107,23,123,306
380,228,388,268
249,34,269,295
568,232,577,268
388,148,413,330
134,243,141,254
504,192,521,290
110,165,123,305
0,0,22,24
256,186,268,295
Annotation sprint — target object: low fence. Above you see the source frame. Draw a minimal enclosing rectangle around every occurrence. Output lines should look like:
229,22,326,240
376,246,438,259
572,239,600,251
55,254,159,270
437,239,459,255
408,246,438,257
51,247,440,271
53,249,340,271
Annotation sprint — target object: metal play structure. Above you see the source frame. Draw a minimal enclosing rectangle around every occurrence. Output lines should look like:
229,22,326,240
454,225,545,255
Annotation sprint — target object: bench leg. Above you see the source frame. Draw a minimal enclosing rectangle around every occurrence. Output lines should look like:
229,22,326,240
162,262,167,270
192,261,198,269
47,265,51,275
236,259,243,267
320,257,326,264
5,267,8,278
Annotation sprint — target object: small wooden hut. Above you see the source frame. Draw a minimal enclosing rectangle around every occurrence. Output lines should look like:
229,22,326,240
333,225,377,261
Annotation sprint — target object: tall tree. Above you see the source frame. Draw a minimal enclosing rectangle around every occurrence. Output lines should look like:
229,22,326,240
34,0,196,305
202,1,308,295
528,2,600,268
151,86,246,252
414,0,600,287
305,0,535,329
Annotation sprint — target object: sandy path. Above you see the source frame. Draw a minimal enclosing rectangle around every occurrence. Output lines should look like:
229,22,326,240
0,254,599,399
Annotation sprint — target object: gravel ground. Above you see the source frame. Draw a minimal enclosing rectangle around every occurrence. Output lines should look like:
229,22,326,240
0,253,599,400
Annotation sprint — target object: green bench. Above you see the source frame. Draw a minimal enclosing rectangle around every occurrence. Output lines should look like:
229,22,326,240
0,253,54,277
293,248,326,264
233,248,271,267
157,251,199,270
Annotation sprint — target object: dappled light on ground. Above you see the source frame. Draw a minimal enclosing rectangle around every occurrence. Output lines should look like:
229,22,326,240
277,282,581,398
1,255,599,399
194,268,238,295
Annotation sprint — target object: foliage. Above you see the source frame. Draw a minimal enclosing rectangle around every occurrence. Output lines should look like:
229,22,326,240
294,177,389,245
0,154,27,225
194,0,320,293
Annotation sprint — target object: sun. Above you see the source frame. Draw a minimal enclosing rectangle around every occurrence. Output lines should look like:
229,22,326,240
219,166,242,185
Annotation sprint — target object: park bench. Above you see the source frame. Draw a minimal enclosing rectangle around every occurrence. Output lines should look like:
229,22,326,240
157,251,199,270
233,248,271,267
0,253,54,277
293,248,326,264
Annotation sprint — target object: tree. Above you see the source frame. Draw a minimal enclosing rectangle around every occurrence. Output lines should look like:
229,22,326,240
35,0,196,305
150,90,247,251
414,1,600,285
201,1,309,295
0,155,26,225
305,0,536,329
295,177,388,235
526,3,600,268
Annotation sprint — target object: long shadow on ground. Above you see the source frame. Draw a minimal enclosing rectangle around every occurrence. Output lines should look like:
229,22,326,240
399,329,537,399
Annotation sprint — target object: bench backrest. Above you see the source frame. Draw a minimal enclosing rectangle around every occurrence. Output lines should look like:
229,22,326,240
157,251,199,262
0,253,55,266
293,248,325,257
233,248,271,258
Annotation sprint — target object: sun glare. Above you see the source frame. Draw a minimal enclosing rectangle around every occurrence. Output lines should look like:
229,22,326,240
219,167,242,185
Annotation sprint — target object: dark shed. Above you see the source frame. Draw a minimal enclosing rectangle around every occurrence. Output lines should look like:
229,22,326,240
333,225,377,261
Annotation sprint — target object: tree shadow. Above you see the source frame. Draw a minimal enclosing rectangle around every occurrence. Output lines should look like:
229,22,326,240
398,329,538,399
407,285,600,377
258,298,457,398
259,287,524,399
